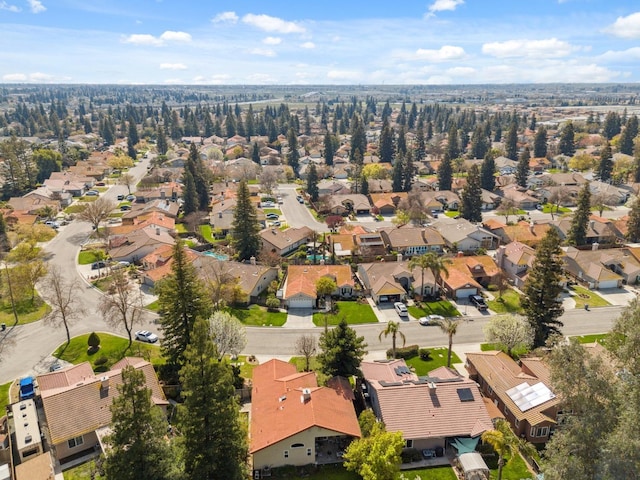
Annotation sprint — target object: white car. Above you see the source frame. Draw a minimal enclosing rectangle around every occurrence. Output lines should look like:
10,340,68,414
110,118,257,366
419,314,444,326
394,302,408,317
135,330,158,343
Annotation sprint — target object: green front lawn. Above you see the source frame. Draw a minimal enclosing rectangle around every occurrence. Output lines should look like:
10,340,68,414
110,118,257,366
0,381,11,416
486,289,523,314
408,300,460,319
568,285,611,309
403,466,458,480
63,460,105,480
227,305,287,326
541,204,571,214
290,355,321,372
0,295,50,325
313,301,378,326
145,300,160,311
486,452,532,480
444,211,459,218
572,333,609,344
64,204,87,214
175,223,189,234
405,347,462,375
53,333,163,370
199,224,214,243
263,208,282,215
480,342,530,358
78,249,105,265
231,355,257,381
269,464,358,480
79,195,99,202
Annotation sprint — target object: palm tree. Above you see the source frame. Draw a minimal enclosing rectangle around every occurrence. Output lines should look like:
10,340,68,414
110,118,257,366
434,317,460,367
481,419,536,480
410,252,452,300
379,321,406,359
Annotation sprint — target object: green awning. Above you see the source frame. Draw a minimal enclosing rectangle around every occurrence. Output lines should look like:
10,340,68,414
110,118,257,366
451,436,480,454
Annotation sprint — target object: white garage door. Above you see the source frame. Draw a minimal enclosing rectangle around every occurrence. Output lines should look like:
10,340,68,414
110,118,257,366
456,288,477,300
597,280,619,290
288,296,314,309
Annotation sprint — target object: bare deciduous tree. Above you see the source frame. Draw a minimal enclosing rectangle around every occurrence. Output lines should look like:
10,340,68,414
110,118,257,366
548,186,572,220
496,197,518,224
295,334,317,372
259,168,278,195
208,311,247,360
42,266,86,345
591,191,618,217
77,197,117,232
119,173,137,194
99,268,145,349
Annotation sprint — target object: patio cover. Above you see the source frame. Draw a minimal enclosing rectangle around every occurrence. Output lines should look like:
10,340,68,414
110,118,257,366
458,452,489,478
451,436,480,454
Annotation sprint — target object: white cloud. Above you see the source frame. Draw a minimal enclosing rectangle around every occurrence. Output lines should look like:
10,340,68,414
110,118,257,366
262,36,282,45
249,48,276,57
29,72,53,81
446,66,476,76
598,47,640,62
27,0,45,13
159,31,191,42
605,12,640,39
212,11,238,24
160,63,187,70
482,38,576,58
246,73,276,83
414,45,465,61
327,70,362,81
0,2,20,12
3,73,27,81
300,42,315,49
428,0,464,14
163,78,183,84
242,13,305,34
123,34,163,46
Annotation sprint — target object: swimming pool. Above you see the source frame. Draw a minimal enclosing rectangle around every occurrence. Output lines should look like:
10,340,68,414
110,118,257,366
204,251,230,261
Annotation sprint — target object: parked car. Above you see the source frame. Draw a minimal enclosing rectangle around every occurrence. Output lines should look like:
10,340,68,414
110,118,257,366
135,330,158,343
266,213,279,220
85,190,99,196
117,194,125,201
296,195,304,204
271,221,281,227
95,182,106,186
120,205,132,211
112,261,131,270
91,261,107,270
126,194,136,202
49,362,62,372
44,220,60,229
469,294,488,310
261,201,275,208
418,314,444,326
394,302,408,317
19,377,35,401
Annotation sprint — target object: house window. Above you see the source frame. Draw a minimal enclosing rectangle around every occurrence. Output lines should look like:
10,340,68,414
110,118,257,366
284,450,289,458
405,439,413,448
291,443,304,448
307,448,312,456
514,418,519,428
68,436,84,449
540,427,549,437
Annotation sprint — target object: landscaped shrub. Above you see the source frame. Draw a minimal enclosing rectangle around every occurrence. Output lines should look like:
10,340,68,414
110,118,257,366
266,296,280,312
87,332,101,353
401,448,422,463
387,344,419,360
94,356,108,366
419,348,431,360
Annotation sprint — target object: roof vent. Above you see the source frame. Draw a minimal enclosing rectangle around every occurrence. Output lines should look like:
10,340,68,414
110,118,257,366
24,435,32,444
278,395,287,402
301,388,312,403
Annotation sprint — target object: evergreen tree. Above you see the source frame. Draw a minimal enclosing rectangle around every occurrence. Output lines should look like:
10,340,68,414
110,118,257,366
182,169,198,216
438,153,453,191
516,147,530,188
317,318,367,378
469,124,489,159
0,213,8,253
618,115,637,155
533,126,548,158
626,198,640,243
286,127,300,177
566,182,591,246
251,142,260,164
480,150,496,192
402,149,414,192
505,121,518,160
521,228,564,348
127,135,137,160
323,132,335,166
392,155,404,193
350,115,366,164
231,179,261,261
104,366,177,480
378,118,394,163
414,121,426,161
558,121,576,156
186,143,210,211
360,174,369,196
396,127,407,158
603,111,621,140
461,164,483,223
596,142,613,182
178,319,247,480
446,125,459,160
307,163,319,202
156,240,212,367
156,126,168,155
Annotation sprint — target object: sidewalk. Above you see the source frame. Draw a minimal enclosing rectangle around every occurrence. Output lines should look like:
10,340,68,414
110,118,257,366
451,342,484,377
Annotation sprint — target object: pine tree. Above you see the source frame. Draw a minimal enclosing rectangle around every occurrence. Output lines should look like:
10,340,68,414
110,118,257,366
402,150,414,192
156,126,168,155
361,175,369,196
505,121,518,160
596,142,613,182
231,179,261,261
521,228,564,348
156,240,212,367
414,122,426,161
251,142,260,165
323,132,335,166
566,182,591,246
104,366,177,480
350,115,366,164
480,151,496,192
516,147,530,188
603,111,621,140
392,155,404,193
470,124,489,159
438,152,453,191
307,163,319,202
178,319,248,480
446,125,459,160
461,164,483,223
0,212,8,253
618,115,637,155
182,169,198,216
533,126,547,158
185,143,210,211
626,199,640,243
286,127,300,176
317,318,367,378
559,121,576,156
379,118,394,164
396,127,407,158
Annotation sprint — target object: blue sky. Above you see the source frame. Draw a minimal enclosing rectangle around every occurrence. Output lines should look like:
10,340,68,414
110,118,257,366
1,0,640,84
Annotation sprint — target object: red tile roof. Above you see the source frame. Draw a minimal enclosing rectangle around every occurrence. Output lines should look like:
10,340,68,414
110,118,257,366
284,265,353,300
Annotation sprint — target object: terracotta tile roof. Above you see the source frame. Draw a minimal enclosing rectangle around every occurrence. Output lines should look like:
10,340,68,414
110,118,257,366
142,244,175,267
466,351,559,427
250,359,360,453
284,265,353,300
37,362,95,392
339,225,369,235
143,248,199,284
483,397,506,421
14,452,55,480
38,358,166,445
362,360,493,440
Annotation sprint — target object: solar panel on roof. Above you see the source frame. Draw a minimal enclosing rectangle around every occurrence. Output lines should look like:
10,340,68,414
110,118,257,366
456,388,475,402
505,382,556,412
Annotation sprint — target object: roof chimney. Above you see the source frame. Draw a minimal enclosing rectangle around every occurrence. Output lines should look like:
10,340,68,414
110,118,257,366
156,227,161,235
592,242,599,251
250,256,256,265
300,388,311,403
397,253,403,262
529,221,535,233
100,376,109,390
428,382,437,394
589,220,595,230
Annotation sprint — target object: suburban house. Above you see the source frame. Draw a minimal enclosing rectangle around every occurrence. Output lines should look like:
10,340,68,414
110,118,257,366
108,225,175,264
354,232,386,257
465,351,560,444
360,359,494,454
113,211,176,235
192,256,279,304
495,242,536,288
141,246,199,287
134,183,182,203
250,359,360,473
282,264,354,309
121,199,180,220
432,218,500,253
494,156,518,175
326,233,357,258
367,179,394,194
484,219,551,248
324,194,371,216
14,452,55,480
209,198,237,238
379,225,445,257
499,185,539,210
441,254,500,299
368,192,407,215
8,193,61,216
534,184,581,206
260,226,314,257
419,190,460,211
552,216,624,246
589,180,630,205
561,246,640,289
480,189,502,210
357,260,437,303
317,180,351,197
36,358,168,467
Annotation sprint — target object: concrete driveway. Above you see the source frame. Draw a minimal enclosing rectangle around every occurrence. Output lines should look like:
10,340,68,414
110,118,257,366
285,308,315,328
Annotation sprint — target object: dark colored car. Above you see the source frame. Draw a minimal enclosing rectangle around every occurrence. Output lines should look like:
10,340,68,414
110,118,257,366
469,294,488,310
91,261,107,270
